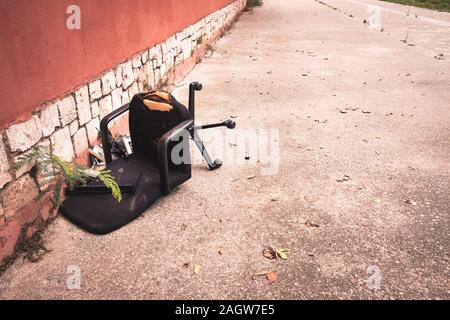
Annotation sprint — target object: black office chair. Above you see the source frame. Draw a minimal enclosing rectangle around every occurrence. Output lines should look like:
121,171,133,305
60,82,236,234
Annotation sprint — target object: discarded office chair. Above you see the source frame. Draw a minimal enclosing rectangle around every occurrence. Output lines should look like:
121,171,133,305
60,82,236,234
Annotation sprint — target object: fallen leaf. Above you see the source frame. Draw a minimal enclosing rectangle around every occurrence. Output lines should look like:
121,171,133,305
336,175,351,182
181,224,187,231
183,263,190,268
246,174,256,180
275,248,289,260
194,265,202,274
262,247,277,260
304,220,320,228
266,272,278,284
304,195,319,203
404,199,417,206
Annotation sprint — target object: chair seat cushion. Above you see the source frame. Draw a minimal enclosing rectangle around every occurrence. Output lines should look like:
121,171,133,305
60,154,191,235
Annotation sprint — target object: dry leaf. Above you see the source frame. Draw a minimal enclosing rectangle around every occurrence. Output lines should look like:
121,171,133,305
275,248,289,260
246,174,256,180
304,220,320,228
404,199,417,206
336,175,351,182
194,265,202,274
181,224,187,231
304,195,319,203
266,272,278,284
262,247,277,260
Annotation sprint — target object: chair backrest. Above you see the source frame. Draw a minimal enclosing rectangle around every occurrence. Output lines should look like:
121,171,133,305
129,92,192,165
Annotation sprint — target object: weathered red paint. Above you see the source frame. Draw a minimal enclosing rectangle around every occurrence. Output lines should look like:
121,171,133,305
0,0,234,128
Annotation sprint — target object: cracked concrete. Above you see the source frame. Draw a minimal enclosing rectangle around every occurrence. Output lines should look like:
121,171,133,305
0,0,449,299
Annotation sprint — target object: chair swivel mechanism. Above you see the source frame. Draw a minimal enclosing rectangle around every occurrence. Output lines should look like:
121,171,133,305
59,82,236,234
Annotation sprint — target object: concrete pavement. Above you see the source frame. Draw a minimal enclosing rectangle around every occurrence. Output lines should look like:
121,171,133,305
0,0,449,299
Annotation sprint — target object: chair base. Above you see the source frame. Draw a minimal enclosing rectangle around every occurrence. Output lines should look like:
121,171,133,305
60,154,190,235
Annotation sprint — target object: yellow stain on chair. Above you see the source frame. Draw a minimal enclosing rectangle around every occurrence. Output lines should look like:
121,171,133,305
142,99,173,112
143,91,171,102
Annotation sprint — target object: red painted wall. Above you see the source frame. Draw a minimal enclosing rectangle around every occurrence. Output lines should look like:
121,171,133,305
0,0,233,128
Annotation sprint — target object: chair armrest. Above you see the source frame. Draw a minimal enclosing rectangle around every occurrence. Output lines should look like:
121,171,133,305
157,119,194,195
100,103,130,164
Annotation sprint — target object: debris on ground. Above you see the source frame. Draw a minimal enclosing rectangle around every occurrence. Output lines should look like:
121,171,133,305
181,224,187,231
304,220,320,228
252,270,278,283
194,265,202,274
275,248,289,260
246,174,257,180
336,175,351,182
262,247,277,260
435,53,445,60
270,195,280,201
373,198,382,204
362,110,371,114
403,199,418,206
338,107,359,113
252,270,271,279
266,271,278,284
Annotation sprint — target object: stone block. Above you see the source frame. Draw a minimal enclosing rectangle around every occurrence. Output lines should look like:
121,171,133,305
98,95,112,120
72,127,89,157
57,95,77,126
69,120,79,136
101,70,116,95
91,100,99,118
5,116,42,152
50,127,74,161
85,117,100,145
88,79,102,101
74,85,91,125
39,103,60,137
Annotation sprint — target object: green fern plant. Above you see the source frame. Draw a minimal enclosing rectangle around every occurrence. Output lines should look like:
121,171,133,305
14,146,122,205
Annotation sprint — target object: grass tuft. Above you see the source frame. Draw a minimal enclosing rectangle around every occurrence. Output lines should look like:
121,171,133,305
381,0,450,12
